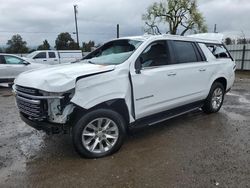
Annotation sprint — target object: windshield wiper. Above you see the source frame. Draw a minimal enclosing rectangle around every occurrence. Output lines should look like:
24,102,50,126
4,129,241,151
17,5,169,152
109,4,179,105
88,60,96,64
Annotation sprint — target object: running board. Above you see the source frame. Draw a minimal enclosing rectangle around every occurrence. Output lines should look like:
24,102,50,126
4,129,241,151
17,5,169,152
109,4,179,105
130,100,203,130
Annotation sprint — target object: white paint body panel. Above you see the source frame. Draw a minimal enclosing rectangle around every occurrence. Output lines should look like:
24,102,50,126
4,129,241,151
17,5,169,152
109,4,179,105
14,62,115,92
26,50,83,65
14,34,235,124
0,54,47,81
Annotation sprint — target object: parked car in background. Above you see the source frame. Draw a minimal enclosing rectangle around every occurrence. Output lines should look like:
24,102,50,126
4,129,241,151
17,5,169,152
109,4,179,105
0,54,47,83
14,34,235,158
25,50,83,65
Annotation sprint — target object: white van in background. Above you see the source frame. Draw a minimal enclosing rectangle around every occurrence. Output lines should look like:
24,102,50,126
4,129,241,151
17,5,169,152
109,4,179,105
25,50,83,65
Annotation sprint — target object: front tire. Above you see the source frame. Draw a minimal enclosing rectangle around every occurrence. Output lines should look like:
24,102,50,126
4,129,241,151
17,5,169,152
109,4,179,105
202,82,225,114
72,109,126,158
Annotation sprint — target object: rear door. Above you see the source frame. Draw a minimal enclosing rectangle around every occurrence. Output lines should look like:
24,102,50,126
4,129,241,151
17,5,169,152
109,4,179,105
167,40,211,101
48,51,59,64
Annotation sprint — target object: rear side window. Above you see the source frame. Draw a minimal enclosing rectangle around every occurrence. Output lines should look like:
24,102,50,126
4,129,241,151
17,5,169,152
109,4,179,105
49,52,56,58
34,52,46,59
172,41,199,63
205,43,230,58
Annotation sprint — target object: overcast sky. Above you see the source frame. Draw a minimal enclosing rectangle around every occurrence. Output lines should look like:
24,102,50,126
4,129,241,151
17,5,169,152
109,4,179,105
0,0,250,48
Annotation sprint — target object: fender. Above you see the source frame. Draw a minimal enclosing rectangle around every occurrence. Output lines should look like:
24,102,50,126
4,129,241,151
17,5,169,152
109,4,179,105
70,69,135,122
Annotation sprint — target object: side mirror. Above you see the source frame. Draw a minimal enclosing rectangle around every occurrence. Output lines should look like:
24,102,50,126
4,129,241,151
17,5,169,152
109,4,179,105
23,61,30,65
135,57,142,74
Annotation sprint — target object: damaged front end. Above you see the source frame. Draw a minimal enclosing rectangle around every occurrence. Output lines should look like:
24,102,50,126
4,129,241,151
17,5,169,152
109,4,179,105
14,85,75,134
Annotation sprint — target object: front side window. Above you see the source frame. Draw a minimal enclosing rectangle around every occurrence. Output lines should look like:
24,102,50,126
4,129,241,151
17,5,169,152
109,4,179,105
139,41,169,68
4,56,24,64
172,41,199,63
34,52,46,59
83,39,143,65
206,43,230,58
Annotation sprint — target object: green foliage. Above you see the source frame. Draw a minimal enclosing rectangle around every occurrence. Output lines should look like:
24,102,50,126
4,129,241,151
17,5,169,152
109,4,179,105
28,49,36,53
55,32,79,50
224,37,233,45
37,40,51,50
6,34,28,53
142,0,207,35
82,41,95,52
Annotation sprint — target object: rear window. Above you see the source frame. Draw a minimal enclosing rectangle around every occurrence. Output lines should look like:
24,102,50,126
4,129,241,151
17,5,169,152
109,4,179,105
172,41,199,63
205,44,230,58
49,52,56,58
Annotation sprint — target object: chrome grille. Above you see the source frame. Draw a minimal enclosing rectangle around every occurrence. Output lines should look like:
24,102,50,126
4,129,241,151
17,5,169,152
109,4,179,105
16,85,38,95
15,85,47,120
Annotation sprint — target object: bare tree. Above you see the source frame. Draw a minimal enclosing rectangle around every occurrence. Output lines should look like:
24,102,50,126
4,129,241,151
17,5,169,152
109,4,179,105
142,0,207,35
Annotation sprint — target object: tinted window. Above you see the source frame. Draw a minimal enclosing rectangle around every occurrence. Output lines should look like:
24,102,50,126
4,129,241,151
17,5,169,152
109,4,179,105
0,55,5,64
4,56,23,64
34,52,46,59
172,41,198,63
49,52,56,58
206,43,230,58
139,41,169,67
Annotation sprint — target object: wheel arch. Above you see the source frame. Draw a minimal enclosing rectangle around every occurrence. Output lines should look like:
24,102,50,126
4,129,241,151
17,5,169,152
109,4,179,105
212,77,227,90
71,98,130,128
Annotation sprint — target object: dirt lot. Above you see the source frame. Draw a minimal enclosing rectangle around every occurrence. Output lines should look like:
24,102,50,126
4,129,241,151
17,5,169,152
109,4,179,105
0,73,249,188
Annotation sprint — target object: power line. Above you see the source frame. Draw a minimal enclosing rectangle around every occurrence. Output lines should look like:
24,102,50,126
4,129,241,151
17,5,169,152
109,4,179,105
0,30,114,35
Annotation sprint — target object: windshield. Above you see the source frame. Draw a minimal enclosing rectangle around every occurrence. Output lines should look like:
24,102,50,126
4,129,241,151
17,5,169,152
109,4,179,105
26,51,38,58
83,39,143,65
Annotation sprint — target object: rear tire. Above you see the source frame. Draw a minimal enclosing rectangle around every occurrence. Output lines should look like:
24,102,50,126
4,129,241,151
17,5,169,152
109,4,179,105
202,82,225,114
72,108,126,158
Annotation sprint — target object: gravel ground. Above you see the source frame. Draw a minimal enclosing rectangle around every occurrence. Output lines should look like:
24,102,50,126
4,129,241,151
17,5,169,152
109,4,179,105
0,73,249,188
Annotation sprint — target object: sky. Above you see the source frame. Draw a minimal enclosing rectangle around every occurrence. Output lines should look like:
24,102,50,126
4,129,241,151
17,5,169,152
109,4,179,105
0,0,250,48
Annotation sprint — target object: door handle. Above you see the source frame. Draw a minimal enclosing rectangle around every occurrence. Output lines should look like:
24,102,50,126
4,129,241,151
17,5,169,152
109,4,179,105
167,72,176,76
43,60,47,61
199,68,206,72
54,59,58,61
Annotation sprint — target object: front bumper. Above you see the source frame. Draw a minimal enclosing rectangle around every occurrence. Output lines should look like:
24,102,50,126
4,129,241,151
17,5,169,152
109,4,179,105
20,113,68,134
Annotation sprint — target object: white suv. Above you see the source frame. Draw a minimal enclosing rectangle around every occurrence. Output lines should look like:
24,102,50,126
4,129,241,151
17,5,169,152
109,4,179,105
14,34,235,158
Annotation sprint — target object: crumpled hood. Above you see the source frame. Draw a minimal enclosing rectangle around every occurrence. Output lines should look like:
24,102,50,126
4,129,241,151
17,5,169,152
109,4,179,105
14,62,115,92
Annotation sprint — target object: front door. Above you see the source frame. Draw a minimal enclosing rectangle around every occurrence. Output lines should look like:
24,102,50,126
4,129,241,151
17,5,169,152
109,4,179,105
33,52,47,64
0,55,27,81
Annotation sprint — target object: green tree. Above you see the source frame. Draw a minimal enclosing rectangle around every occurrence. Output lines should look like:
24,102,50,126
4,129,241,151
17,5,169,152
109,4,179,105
6,34,28,53
224,37,232,45
37,40,51,50
82,41,95,52
55,32,79,50
142,0,207,35
28,49,36,53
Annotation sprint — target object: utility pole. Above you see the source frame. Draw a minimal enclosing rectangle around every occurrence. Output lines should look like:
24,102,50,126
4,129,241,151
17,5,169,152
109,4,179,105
214,24,217,33
73,5,79,47
117,24,120,38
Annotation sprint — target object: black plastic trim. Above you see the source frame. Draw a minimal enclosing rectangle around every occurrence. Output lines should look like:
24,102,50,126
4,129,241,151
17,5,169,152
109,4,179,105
194,42,207,61
76,70,113,82
129,100,204,129
20,113,68,134
128,73,135,119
